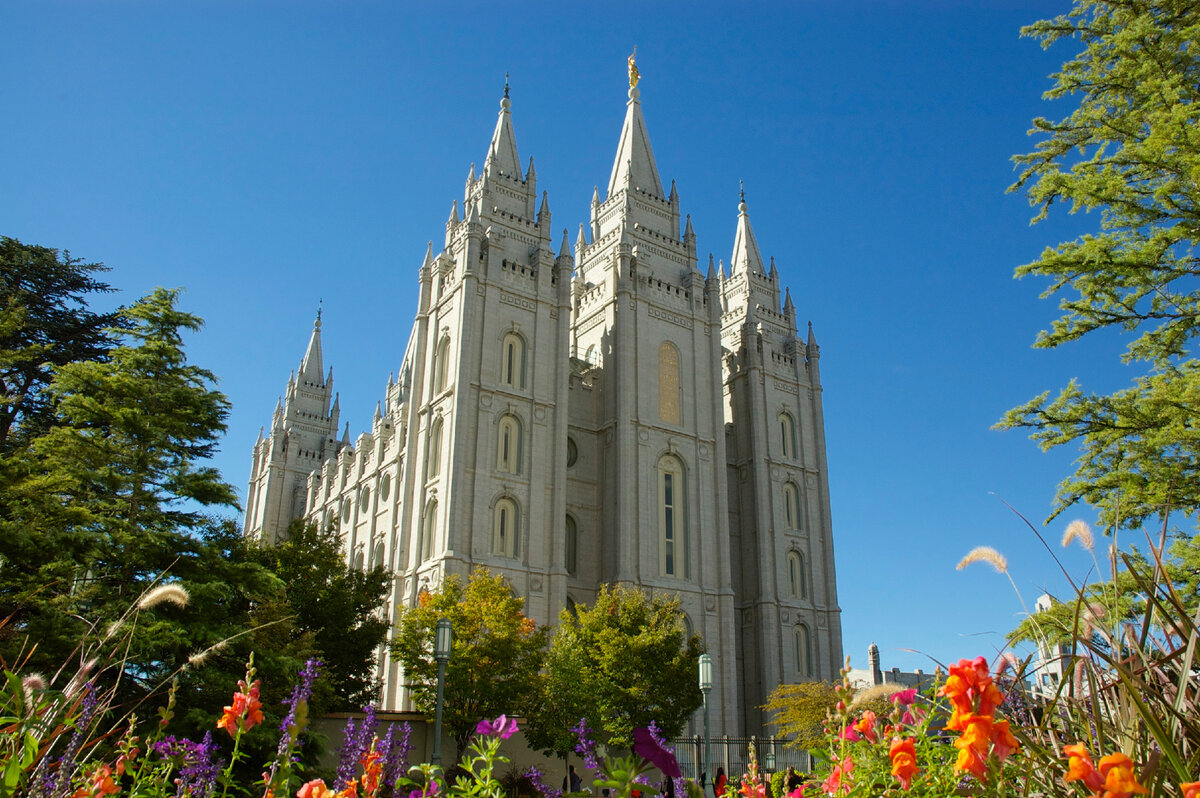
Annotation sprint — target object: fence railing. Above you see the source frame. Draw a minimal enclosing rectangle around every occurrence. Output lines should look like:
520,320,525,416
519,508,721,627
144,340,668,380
667,736,811,782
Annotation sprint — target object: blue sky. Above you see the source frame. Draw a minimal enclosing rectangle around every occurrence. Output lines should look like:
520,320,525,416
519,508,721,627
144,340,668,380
2,1,1128,678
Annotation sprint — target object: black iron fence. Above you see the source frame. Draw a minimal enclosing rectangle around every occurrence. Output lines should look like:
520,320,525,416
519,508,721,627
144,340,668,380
667,736,812,783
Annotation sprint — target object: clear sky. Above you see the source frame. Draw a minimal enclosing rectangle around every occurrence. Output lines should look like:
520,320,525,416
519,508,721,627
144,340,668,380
3,0,1126,678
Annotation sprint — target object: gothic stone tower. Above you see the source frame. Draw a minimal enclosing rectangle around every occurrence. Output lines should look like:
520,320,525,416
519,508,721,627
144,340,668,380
244,71,842,736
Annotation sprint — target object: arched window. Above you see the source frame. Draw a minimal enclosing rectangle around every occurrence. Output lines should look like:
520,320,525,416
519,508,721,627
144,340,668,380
584,344,598,366
787,550,808,599
658,341,681,425
780,411,798,459
501,332,526,389
492,497,520,558
373,541,386,570
496,415,523,474
565,515,578,576
426,417,443,480
658,454,688,578
783,482,800,530
433,336,451,394
794,624,813,678
420,499,438,561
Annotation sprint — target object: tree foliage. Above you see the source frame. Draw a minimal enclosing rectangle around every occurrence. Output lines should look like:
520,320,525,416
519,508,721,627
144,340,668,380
258,519,392,710
998,0,1200,528
0,237,123,453
762,681,839,752
525,585,702,755
391,568,548,758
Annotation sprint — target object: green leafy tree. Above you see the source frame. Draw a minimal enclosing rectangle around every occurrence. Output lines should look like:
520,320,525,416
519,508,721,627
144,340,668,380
998,0,1200,529
391,568,548,758
762,681,839,752
0,237,123,453
525,585,702,755
259,519,392,709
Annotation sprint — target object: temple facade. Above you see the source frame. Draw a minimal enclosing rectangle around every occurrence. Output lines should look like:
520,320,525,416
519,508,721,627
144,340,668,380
243,71,842,736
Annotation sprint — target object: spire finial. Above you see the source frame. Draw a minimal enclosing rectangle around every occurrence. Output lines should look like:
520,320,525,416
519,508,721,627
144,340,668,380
315,299,323,329
738,180,748,214
628,46,640,89
504,72,510,99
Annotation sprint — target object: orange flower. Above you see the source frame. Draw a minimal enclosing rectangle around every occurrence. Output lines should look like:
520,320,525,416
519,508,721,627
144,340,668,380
360,745,383,798
1096,753,1148,796
218,679,265,737
297,780,336,798
72,764,120,798
1064,743,1105,792
1180,782,1199,798
853,711,878,743
889,737,919,790
989,719,1019,764
952,716,992,780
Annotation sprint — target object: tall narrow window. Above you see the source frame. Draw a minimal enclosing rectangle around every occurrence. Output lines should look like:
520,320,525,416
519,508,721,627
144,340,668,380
433,336,451,394
784,482,800,530
780,411,798,459
794,624,813,678
787,550,807,599
421,499,438,561
426,417,443,480
501,332,526,388
658,455,688,577
496,415,522,474
492,497,519,557
658,341,681,424
565,515,578,576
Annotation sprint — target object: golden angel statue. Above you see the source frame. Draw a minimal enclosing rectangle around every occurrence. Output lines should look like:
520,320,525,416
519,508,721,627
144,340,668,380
628,47,640,89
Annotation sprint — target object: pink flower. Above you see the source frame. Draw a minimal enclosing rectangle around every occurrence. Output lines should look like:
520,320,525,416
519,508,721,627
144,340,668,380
838,725,861,742
822,758,853,795
633,727,682,779
890,689,917,706
787,788,805,798
475,715,519,740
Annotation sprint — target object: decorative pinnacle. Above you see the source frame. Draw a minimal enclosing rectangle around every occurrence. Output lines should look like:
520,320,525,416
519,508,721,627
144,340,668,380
315,299,323,328
628,46,640,89
504,72,510,99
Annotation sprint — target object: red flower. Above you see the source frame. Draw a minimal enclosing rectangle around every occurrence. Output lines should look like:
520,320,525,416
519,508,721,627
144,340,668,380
821,757,853,795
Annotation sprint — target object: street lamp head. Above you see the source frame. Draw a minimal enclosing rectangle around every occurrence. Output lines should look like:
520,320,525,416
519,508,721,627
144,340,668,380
698,652,712,692
435,618,453,662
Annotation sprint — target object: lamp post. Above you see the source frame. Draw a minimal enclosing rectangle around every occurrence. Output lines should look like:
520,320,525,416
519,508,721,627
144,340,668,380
432,618,453,767
698,653,712,785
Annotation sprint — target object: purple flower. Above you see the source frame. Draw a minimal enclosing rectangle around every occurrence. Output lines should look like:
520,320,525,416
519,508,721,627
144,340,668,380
383,721,414,788
571,718,600,772
51,682,99,792
524,765,563,798
633,727,681,779
266,658,322,789
333,705,380,790
176,732,221,798
475,714,519,739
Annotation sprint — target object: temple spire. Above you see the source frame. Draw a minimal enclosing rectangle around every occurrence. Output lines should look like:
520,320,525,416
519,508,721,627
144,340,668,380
299,304,324,381
730,187,766,276
484,83,522,180
606,68,663,199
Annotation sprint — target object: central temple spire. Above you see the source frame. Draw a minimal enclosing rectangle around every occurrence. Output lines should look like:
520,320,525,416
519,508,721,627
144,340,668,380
484,84,522,180
606,68,663,200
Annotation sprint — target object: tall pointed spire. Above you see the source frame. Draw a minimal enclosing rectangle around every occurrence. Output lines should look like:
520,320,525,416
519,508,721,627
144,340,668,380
606,73,664,199
484,80,522,180
730,185,767,276
300,304,324,381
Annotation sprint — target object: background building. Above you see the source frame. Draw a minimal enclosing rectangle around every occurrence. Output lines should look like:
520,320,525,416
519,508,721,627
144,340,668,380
244,70,842,736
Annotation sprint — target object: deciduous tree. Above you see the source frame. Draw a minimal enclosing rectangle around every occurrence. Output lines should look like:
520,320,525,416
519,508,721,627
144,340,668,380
391,568,547,758
525,585,702,754
763,681,839,752
998,0,1200,529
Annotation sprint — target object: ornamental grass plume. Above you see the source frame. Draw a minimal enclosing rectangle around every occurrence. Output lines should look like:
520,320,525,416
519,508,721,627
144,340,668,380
957,546,1008,573
1061,519,1094,551
135,583,190,611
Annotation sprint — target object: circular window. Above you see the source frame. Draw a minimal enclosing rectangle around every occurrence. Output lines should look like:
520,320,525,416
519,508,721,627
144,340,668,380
566,437,578,467
359,486,371,512
380,472,391,501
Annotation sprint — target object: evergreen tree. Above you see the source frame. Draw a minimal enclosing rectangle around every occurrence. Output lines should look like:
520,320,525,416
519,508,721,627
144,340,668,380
999,0,1200,529
0,237,123,453
259,519,392,710
525,585,702,754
